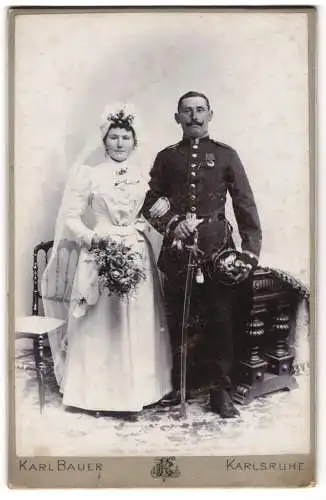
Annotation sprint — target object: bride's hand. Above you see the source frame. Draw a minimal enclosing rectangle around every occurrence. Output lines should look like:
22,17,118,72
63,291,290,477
90,233,102,248
149,197,170,218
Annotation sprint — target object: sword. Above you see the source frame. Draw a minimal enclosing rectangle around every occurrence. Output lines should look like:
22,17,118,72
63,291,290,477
179,230,199,418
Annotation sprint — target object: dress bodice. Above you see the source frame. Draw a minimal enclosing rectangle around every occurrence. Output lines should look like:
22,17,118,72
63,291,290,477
88,161,149,229
63,157,150,246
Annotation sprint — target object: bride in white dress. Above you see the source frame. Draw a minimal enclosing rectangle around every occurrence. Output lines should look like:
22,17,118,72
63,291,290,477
42,105,172,415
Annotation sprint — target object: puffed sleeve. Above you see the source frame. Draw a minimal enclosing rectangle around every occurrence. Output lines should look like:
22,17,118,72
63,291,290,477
227,150,262,260
65,165,95,248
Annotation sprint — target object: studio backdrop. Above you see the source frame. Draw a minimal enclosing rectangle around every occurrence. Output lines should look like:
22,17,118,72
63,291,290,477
14,11,310,315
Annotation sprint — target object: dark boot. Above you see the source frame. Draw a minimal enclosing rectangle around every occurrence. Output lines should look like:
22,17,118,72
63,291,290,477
157,362,184,407
210,389,240,418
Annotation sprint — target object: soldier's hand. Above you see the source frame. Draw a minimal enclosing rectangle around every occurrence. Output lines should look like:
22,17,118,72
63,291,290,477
174,220,195,240
239,252,258,270
149,197,170,218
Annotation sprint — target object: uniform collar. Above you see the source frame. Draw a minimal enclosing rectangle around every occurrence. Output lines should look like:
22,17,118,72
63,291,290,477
181,134,211,145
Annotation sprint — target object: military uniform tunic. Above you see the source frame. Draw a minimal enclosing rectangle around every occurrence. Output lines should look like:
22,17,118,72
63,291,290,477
142,136,262,391
143,136,262,272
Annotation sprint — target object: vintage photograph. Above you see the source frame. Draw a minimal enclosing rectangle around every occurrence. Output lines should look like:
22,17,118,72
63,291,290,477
9,7,315,487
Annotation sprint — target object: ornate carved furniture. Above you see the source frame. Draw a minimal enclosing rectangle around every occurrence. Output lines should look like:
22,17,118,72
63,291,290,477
187,266,309,403
232,267,308,404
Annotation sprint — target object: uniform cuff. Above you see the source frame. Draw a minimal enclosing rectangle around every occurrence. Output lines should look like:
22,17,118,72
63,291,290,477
160,197,171,212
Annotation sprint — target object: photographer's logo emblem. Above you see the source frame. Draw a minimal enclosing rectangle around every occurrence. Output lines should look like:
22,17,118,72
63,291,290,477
151,456,180,482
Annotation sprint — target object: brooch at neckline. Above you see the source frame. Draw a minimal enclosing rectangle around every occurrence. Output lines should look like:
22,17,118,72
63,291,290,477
117,167,128,176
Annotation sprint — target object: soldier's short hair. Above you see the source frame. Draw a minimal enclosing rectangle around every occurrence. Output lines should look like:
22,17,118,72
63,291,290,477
177,91,211,111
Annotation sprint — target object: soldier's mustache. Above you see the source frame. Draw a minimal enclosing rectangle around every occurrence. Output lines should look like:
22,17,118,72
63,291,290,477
187,121,203,127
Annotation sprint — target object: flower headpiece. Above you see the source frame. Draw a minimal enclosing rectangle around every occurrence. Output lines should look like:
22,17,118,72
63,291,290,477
100,104,136,139
106,109,135,129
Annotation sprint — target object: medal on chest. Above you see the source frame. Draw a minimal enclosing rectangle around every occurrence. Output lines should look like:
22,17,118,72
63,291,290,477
205,152,215,168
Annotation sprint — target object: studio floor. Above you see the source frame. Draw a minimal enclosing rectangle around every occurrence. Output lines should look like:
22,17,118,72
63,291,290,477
14,358,311,457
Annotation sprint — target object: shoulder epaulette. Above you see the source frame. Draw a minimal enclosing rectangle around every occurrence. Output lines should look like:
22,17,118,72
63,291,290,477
210,139,235,151
163,141,182,151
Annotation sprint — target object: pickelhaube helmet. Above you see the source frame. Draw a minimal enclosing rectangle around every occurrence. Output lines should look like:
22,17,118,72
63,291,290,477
207,248,253,286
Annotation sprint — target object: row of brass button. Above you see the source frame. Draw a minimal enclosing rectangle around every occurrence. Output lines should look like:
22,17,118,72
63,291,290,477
190,141,199,212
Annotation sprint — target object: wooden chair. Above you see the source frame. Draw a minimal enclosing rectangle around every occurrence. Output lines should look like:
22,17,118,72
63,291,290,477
15,240,78,414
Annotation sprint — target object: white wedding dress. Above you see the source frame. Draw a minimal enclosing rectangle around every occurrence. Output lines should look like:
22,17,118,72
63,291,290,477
50,159,172,412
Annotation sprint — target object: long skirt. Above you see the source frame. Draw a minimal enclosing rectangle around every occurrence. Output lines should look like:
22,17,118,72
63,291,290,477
60,242,172,412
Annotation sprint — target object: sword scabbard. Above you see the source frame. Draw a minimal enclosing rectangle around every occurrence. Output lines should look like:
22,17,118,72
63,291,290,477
180,247,196,416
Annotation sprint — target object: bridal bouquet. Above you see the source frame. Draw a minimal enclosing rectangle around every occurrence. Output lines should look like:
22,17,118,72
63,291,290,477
89,237,146,299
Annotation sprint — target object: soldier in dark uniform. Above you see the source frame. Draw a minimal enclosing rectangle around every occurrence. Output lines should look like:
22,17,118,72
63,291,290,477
142,91,262,418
